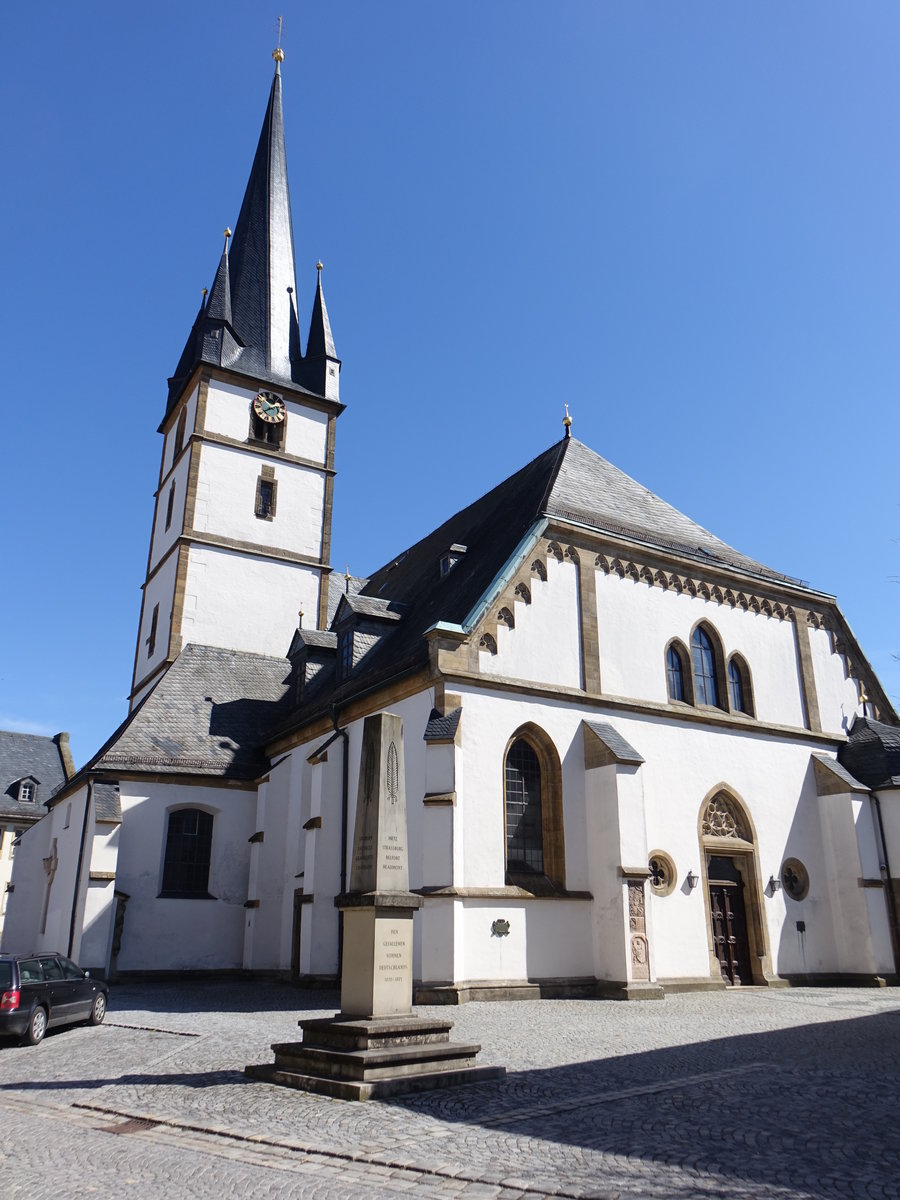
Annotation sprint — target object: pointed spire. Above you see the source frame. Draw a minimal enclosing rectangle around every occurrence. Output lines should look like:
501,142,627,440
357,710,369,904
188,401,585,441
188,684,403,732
307,261,337,359
301,261,341,399
205,229,233,324
228,60,299,381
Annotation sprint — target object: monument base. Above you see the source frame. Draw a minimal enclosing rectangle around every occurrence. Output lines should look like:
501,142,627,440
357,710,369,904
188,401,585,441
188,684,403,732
245,1013,505,1101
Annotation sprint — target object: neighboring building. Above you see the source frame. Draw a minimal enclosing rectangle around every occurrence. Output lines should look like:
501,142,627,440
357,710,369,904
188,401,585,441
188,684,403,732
0,731,73,945
5,51,899,992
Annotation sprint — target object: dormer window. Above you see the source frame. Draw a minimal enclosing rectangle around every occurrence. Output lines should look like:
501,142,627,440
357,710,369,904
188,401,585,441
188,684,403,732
339,630,354,678
18,781,36,804
440,543,467,578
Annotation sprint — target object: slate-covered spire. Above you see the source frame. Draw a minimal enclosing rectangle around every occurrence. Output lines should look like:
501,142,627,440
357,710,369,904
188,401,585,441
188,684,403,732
228,55,299,383
165,50,340,419
300,261,341,400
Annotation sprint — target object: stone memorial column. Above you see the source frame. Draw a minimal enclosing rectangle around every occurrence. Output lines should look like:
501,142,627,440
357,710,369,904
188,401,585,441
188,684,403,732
339,711,422,1016
246,710,504,1100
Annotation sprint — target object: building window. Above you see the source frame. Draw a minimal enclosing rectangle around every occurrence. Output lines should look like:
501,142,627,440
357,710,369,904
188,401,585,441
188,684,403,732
18,781,35,804
666,643,689,702
339,630,354,678
505,738,544,876
781,857,809,901
503,726,565,889
728,655,754,716
691,626,721,708
165,482,176,531
173,408,187,459
255,477,277,520
648,851,677,897
146,604,159,657
160,808,214,898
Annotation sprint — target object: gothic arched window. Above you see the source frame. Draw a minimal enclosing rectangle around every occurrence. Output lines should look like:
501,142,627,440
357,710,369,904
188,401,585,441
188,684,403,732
505,738,544,876
503,726,566,889
666,643,689,702
728,655,754,716
160,808,213,898
692,626,721,708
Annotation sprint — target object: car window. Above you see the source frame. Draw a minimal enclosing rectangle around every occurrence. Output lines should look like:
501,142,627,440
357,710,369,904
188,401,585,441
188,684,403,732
40,957,64,981
0,963,12,990
59,957,84,980
18,958,42,983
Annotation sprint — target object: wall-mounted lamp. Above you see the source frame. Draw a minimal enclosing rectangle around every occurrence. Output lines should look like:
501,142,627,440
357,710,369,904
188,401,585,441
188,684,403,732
768,875,782,894
686,870,699,890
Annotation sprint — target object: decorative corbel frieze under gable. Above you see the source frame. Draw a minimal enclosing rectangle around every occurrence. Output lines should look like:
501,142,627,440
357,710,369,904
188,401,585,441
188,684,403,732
592,550,817,628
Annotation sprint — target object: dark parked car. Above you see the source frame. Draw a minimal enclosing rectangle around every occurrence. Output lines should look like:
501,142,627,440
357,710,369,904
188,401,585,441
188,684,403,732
0,952,108,1045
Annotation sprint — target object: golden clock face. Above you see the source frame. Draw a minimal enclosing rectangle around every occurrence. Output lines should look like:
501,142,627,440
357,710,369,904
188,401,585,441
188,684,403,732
253,391,286,423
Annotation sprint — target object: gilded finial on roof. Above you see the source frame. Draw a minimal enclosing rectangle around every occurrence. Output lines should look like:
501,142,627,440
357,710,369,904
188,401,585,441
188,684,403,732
298,608,304,629
562,403,573,437
223,227,232,251
201,287,208,298
273,15,285,62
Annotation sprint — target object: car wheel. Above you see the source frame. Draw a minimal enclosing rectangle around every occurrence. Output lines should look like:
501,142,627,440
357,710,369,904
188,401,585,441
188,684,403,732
89,993,106,1026
25,1007,47,1046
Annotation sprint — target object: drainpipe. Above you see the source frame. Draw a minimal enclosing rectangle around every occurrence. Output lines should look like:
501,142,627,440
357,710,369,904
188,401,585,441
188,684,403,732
68,780,93,959
871,792,900,976
331,707,349,981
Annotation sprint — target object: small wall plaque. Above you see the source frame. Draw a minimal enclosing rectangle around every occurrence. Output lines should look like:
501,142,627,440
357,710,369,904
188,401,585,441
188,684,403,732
491,919,510,938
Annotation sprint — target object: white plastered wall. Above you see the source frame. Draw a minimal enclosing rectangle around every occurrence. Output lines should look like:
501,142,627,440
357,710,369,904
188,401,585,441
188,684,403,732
203,379,328,464
161,385,198,477
808,627,864,736
595,571,807,727
148,451,192,573
181,546,320,658
113,781,255,971
136,551,179,684
479,555,582,688
193,442,326,558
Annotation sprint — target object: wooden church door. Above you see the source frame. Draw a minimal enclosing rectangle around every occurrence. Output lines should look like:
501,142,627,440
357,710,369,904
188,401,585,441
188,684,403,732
707,855,752,985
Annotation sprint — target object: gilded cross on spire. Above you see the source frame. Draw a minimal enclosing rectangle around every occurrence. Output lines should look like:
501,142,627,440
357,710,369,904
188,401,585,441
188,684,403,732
563,403,573,437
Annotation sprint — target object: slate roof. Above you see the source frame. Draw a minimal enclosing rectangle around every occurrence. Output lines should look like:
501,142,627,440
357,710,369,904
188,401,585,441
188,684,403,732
93,782,122,823
0,731,70,821
275,435,819,738
583,721,645,765
424,708,462,742
59,646,291,794
838,716,900,790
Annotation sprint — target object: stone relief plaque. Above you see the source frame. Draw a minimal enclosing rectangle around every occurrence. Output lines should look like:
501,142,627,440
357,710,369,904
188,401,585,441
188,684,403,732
628,880,650,982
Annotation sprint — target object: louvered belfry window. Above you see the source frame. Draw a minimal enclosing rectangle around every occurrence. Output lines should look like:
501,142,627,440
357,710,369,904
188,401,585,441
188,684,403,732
505,738,543,875
160,808,213,897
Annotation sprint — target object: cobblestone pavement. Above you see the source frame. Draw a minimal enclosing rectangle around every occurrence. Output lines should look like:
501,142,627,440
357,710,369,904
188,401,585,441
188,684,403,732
1,982,899,1199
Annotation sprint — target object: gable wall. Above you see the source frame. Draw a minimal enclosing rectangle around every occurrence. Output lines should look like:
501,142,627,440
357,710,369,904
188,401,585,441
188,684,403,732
595,571,807,726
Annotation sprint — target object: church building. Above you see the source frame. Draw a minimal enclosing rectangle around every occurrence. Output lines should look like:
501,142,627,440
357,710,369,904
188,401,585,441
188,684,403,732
4,51,898,997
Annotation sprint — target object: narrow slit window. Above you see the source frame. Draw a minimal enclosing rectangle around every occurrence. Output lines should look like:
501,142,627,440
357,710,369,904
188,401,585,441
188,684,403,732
255,477,277,520
165,482,176,531
147,604,159,657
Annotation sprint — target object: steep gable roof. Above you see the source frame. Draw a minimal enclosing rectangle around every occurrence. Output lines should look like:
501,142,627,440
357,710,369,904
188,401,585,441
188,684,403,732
0,731,70,820
276,435,816,735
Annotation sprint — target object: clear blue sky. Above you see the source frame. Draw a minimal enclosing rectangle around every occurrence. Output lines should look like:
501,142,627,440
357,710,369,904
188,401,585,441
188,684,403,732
1,3,898,766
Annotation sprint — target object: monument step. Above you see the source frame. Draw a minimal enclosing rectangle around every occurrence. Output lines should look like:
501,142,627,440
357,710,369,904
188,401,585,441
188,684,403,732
270,1039,485,1082
299,1014,455,1051
245,1061,506,1101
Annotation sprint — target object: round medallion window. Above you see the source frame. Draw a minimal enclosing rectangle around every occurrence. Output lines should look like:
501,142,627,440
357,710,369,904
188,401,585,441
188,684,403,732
781,858,809,901
648,851,677,897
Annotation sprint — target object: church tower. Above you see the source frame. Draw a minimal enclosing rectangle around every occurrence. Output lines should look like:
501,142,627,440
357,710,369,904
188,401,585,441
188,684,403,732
130,50,341,709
